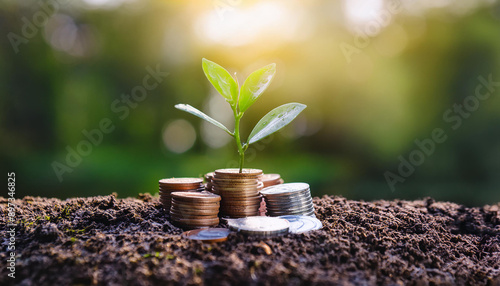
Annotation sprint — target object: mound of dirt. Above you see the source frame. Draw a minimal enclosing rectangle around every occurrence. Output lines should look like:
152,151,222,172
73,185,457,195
1,194,499,285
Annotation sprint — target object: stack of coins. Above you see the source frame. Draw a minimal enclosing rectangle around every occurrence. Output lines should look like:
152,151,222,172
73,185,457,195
204,172,216,194
261,174,284,188
227,216,290,237
259,173,284,216
260,183,315,217
170,191,221,229
212,168,263,218
158,178,204,211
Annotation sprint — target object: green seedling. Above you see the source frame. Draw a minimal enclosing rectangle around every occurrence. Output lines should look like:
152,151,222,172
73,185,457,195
175,58,306,172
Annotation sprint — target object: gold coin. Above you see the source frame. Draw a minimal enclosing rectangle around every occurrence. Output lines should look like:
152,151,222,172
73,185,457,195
171,191,221,202
160,185,205,190
204,172,214,182
220,211,259,217
221,197,262,204
214,168,263,178
220,205,260,212
213,183,259,190
215,180,261,186
169,209,219,218
261,173,281,182
170,211,218,219
171,202,220,211
171,217,220,226
159,177,203,185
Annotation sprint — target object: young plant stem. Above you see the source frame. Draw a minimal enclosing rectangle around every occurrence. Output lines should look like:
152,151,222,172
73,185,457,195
233,110,245,173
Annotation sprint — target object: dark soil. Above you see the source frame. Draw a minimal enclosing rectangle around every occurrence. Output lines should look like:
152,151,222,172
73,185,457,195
1,194,499,286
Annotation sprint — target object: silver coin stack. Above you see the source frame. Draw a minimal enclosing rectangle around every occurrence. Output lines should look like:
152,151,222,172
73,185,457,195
260,183,315,217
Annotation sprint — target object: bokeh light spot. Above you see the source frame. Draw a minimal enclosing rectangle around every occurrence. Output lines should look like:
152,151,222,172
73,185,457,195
163,119,196,154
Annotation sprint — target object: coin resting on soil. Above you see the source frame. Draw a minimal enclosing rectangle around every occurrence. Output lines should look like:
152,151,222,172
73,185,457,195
182,228,232,243
227,216,290,237
279,215,323,233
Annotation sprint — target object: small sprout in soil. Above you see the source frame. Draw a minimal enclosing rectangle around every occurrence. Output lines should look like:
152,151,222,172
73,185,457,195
166,254,175,260
143,252,162,259
61,205,72,217
176,58,306,172
65,229,86,234
194,267,204,276
70,237,77,243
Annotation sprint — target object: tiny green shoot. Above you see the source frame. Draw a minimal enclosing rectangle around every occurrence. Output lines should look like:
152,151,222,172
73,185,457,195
175,58,306,172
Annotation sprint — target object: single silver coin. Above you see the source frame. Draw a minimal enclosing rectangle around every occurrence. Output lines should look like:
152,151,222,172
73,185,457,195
265,203,309,210
263,190,312,200
260,183,310,196
264,194,312,204
268,207,315,215
268,209,314,215
268,210,316,217
279,215,322,233
227,216,290,235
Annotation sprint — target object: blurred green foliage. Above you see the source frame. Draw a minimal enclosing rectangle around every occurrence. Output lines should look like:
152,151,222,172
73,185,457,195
1,0,500,205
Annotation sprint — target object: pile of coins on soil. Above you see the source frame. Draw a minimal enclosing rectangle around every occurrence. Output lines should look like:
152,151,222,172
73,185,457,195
227,216,290,237
261,183,316,217
170,191,221,229
159,178,204,211
212,168,263,218
181,215,323,241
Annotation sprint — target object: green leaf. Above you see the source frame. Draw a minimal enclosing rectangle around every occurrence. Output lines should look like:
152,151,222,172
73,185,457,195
247,103,306,145
175,104,232,135
202,58,239,106
239,63,276,113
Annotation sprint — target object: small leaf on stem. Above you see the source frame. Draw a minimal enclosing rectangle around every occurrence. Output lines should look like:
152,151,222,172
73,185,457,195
175,104,232,135
202,58,239,106
247,103,306,145
239,63,276,113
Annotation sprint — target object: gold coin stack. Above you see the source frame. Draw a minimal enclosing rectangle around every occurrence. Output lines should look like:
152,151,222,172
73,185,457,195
170,191,221,229
261,173,284,188
158,178,204,211
204,172,216,194
212,168,263,218
259,173,284,216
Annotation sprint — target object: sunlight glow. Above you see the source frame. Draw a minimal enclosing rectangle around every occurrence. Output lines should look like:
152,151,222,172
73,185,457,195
196,1,306,46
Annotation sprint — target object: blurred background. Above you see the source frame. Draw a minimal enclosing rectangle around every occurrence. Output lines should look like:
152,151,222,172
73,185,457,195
1,0,500,206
